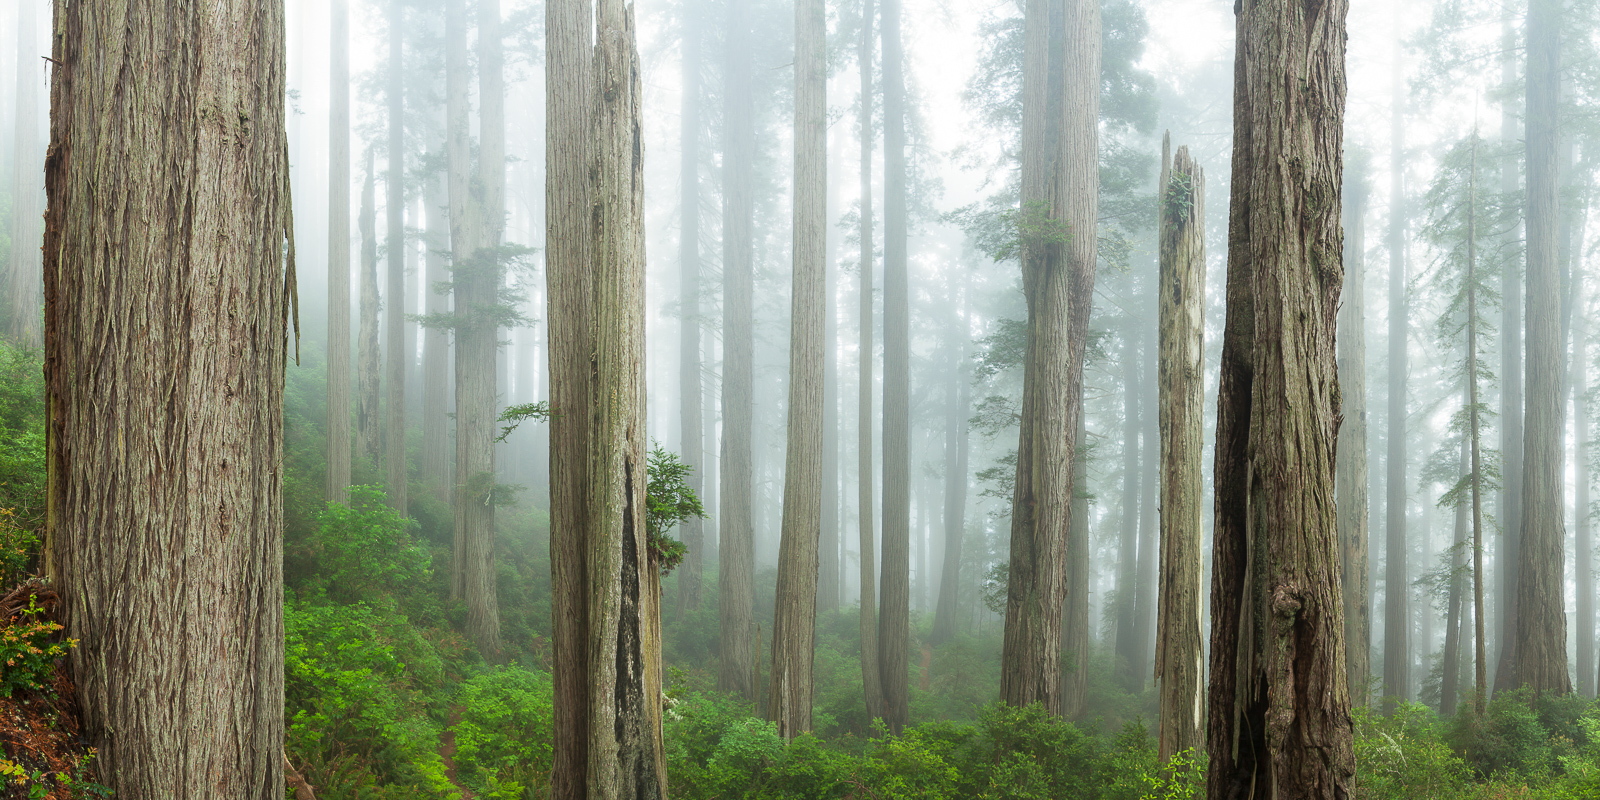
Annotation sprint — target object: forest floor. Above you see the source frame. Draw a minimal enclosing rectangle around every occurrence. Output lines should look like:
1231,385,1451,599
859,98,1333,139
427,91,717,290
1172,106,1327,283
437,707,476,800
0,584,99,800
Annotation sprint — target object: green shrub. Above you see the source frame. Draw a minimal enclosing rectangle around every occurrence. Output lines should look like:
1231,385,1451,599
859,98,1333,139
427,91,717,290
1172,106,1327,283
0,595,71,697
1354,702,1472,799
449,666,555,797
1447,689,1564,781
301,486,432,614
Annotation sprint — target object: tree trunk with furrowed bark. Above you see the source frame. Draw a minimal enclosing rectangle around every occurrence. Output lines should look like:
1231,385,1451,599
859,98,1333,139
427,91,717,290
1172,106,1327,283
1206,0,1355,795
44,0,293,794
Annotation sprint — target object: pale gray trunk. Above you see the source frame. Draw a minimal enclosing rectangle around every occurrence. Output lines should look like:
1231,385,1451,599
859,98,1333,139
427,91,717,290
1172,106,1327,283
717,0,757,703
1338,150,1371,707
1510,0,1570,694
769,0,827,739
385,0,408,514
1577,247,1594,698
358,150,382,468
1114,327,1143,690
676,0,704,615
931,296,970,645
1384,31,1409,706
422,150,451,500
6,0,40,347
326,0,353,502
1155,135,1205,761
1494,4,1524,690
855,0,885,724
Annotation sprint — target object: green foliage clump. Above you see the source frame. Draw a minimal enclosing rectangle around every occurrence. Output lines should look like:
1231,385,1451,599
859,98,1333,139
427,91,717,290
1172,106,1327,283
300,486,433,615
1354,702,1473,799
284,599,457,798
646,445,706,575
449,667,555,797
0,509,37,590
0,343,46,533
0,596,72,697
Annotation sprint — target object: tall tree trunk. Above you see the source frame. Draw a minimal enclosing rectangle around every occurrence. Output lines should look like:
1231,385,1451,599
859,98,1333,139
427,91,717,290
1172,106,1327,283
1061,400,1090,717
1441,434,1469,717
1510,0,1570,694
43,0,292,792
1115,327,1143,690
769,0,827,739
385,0,408,514
855,0,885,724
1155,135,1205,761
548,0,596,793
422,147,451,501
677,0,704,615
820,244,841,617
1339,149,1371,708
1467,129,1489,711
549,0,668,795
1000,0,1099,716
717,0,757,703
878,0,911,734
1494,4,1524,691
446,0,505,656
327,0,353,502
358,150,382,468
5,0,40,348
1136,320,1159,689
1206,0,1354,794
1578,253,1594,699
998,0,1100,716
1384,32,1410,707
932,295,971,645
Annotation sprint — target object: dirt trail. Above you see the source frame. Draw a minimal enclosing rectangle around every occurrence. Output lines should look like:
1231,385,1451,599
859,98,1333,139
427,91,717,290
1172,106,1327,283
439,706,476,800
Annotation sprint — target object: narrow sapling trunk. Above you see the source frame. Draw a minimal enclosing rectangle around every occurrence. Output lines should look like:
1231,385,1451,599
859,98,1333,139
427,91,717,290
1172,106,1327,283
44,0,294,792
1061,403,1091,718
1155,135,1205,761
769,0,828,739
1384,33,1410,706
1495,5,1524,690
932,295,971,646
1115,329,1144,691
1467,129,1489,710
1207,0,1355,794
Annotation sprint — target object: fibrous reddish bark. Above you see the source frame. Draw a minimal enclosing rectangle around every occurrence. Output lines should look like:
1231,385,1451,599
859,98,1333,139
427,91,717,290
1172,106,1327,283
1206,0,1355,796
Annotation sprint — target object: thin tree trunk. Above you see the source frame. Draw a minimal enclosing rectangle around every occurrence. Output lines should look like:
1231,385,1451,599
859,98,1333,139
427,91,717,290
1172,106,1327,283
385,0,408,514
1000,0,1098,716
327,0,353,503
1206,0,1354,794
5,0,40,348
44,0,293,792
547,0,596,793
717,0,757,703
1136,320,1159,689
1441,434,1469,717
932,295,970,645
878,0,911,734
769,0,827,740
1384,30,1410,707
1155,134,1205,761
1115,327,1143,690
358,150,382,468
422,148,451,501
1467,128,1489,711
1578,247,1594,699
820,242,841,617
1061,400,1090,718
1511,0,1570,694
677,0,704,615
1494,4,1524,691
1339,150,1371,708
856,0,885,725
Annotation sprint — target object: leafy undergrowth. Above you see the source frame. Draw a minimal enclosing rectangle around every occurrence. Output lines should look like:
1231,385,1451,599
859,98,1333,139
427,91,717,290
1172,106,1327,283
0,583,107,800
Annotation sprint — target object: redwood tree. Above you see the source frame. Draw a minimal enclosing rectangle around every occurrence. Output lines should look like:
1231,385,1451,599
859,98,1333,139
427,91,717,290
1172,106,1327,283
1000,0,1099,714
1206,0,1354,795
44,0,293,794
327,0,353,502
